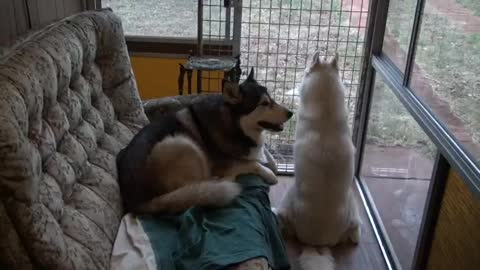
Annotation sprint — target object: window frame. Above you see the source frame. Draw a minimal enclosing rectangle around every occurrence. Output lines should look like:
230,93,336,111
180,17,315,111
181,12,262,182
353,0,480,270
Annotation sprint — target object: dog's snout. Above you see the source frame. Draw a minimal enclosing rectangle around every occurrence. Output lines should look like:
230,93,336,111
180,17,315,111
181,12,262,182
286,110,293,119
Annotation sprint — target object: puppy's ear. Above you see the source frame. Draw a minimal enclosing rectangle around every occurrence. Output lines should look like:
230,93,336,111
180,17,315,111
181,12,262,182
223,81,242,104
310,51,320,67
246,67,255,81
329,53,339,70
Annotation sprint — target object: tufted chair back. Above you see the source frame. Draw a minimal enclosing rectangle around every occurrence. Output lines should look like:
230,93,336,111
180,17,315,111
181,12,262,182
0,9,148,269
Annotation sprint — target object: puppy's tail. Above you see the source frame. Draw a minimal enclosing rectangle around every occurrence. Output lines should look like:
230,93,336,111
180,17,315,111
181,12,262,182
298,246,335,270
136,180,242,214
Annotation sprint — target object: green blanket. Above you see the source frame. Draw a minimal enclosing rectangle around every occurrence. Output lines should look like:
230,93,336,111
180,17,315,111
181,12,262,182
139,175,290,270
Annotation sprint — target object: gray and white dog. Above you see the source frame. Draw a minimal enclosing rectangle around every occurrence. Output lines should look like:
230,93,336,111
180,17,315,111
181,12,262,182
117,68,293,214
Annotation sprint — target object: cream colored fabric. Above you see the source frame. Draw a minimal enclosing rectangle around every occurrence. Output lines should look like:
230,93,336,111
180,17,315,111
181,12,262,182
110,214,271,270
110,214,156,270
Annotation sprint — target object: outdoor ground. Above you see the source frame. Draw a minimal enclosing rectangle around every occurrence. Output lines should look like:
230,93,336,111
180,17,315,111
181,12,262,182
383,0,480,162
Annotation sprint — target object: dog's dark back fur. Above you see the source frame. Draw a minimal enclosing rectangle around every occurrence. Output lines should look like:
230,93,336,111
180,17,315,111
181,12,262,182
116,113,192,212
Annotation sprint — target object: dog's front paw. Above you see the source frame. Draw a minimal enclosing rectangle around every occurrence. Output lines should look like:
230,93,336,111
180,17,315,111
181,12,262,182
258,166,278,185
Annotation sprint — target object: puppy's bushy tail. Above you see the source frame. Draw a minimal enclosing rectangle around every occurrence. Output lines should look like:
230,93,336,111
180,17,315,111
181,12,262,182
298,247,335,270
136,180,242,214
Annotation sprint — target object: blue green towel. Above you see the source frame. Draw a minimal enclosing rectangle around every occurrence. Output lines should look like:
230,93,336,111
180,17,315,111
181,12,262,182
139,175,290,270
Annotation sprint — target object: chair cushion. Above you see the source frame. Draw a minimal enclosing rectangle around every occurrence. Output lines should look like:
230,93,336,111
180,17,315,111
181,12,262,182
0,9,148,270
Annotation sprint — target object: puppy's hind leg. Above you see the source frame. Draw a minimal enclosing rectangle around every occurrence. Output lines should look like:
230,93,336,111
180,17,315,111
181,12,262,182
136,179,242,215
147,134,211,191
140,135,246,215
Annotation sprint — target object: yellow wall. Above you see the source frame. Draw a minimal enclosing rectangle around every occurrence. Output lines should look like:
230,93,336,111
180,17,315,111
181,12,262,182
426,170,480,270
130,56,223,100
130,56,185,99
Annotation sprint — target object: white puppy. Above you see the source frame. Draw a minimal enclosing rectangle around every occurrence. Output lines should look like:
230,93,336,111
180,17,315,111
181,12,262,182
278,52,361,270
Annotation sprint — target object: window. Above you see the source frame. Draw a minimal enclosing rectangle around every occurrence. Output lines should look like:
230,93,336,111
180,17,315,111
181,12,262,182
410,0,480,164
382,0,417,71
361,76,436,270
102,0,197,37
356,0,480,268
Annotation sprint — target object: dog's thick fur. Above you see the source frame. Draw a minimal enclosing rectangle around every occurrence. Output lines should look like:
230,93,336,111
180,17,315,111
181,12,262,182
278,53,361,270
117,69,293,214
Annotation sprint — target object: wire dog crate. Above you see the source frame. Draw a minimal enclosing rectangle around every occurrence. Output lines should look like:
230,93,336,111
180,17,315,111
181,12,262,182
199,0,369,173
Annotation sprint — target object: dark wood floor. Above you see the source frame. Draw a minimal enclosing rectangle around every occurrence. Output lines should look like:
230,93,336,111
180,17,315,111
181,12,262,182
269,176,387,270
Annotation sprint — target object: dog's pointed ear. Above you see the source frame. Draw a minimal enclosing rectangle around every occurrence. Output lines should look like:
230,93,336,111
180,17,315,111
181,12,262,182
310,51,320,67
223,81,242,104
329,53,339,70
247,67,255,81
